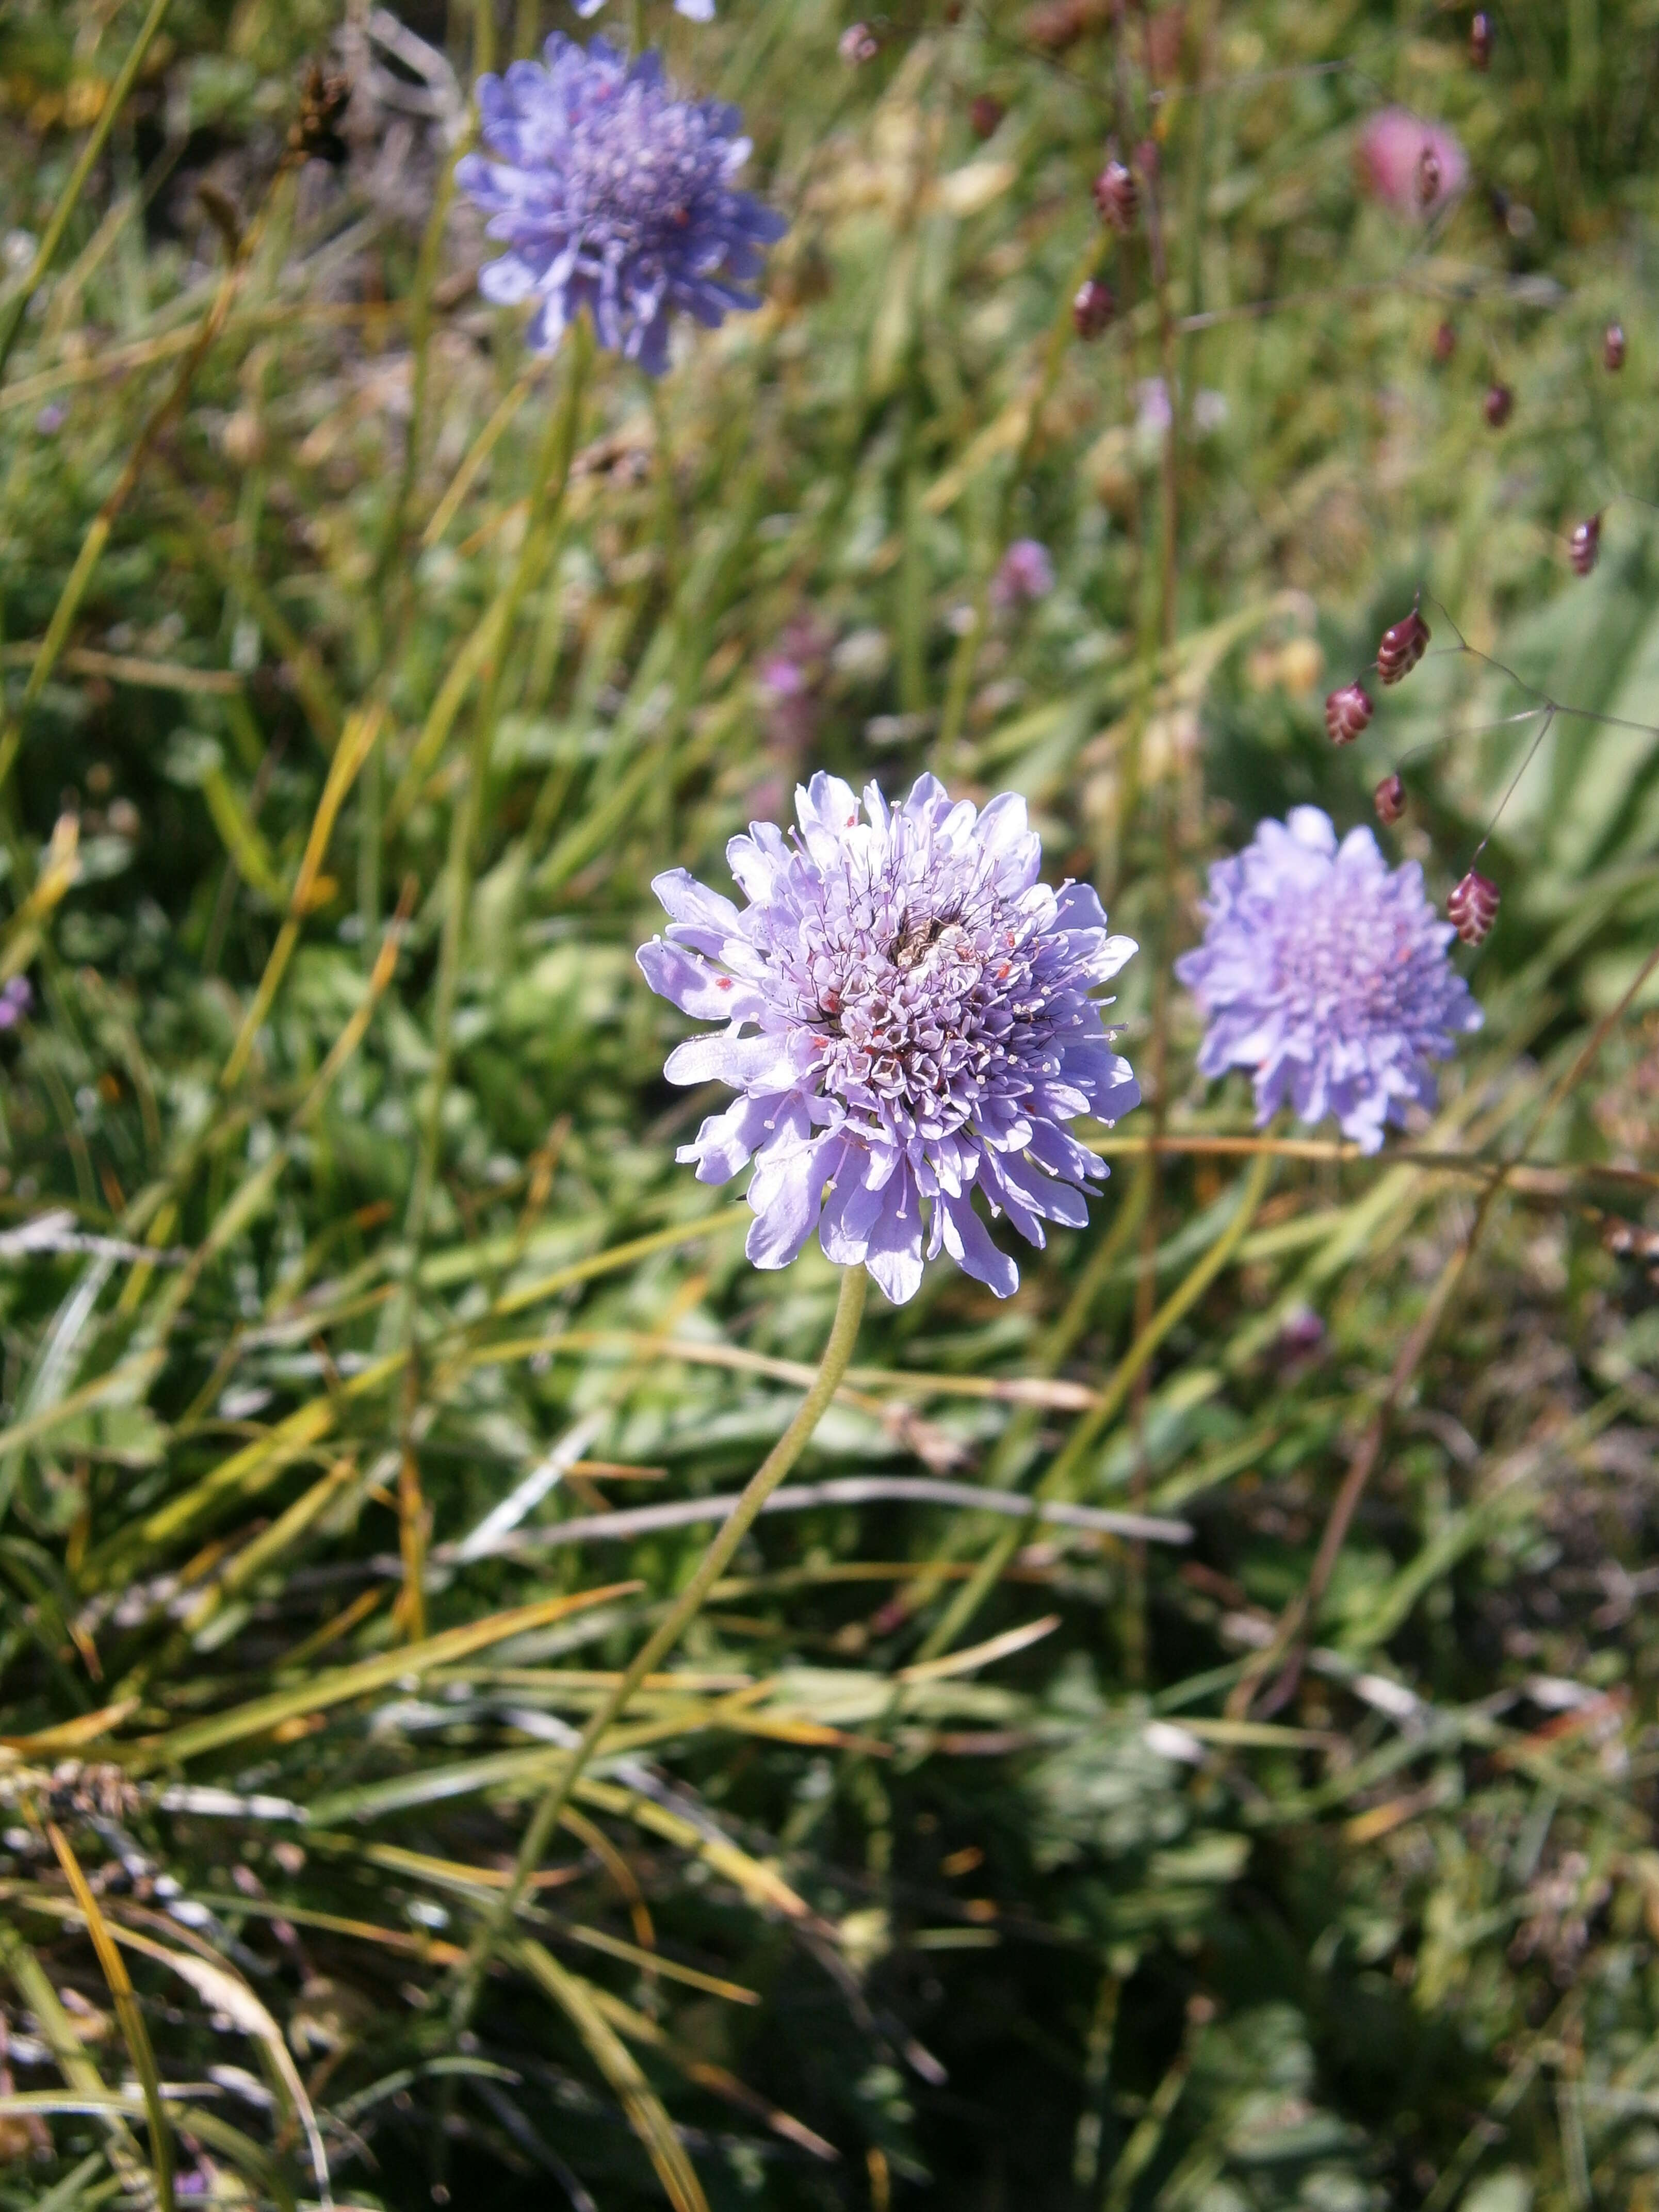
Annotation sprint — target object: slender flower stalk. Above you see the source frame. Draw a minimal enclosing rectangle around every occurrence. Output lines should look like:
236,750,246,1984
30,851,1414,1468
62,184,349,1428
449,1261,868,2029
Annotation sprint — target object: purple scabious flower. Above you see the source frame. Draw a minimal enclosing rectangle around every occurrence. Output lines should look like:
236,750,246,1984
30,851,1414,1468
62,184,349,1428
457,36,786,374
638,774,1139,1304
1174,806,1482,1154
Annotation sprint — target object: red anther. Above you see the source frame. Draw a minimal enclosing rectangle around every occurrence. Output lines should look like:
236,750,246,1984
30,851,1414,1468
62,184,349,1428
1483,381,1515,428
1433,319,1457,364
1093,154,1138,232
1324,681,1375,745
1376,609,1430,686
1570,514,1602,577
1605,321,1627,372
1374,773,1407,825
1416,146,1442,207
1071,276,1116,339
1446,869,1500,945
969,93,1004,139
1470,11,1492,69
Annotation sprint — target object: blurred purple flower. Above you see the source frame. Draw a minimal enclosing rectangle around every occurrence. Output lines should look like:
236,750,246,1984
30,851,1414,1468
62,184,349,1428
34,402,66,435
458,36,786,373
1357,107,1467,220
1175,806,1481,1154
576,0,714,16
991,538,1055,610
1135,377,1173,438
0,976,32,1030
638,773,1138,1302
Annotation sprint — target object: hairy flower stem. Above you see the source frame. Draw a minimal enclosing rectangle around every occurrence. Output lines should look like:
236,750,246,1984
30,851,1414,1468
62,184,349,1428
448,1262,868,2035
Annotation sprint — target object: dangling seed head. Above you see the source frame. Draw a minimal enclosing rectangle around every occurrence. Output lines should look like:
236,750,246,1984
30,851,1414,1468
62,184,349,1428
1071,276,1116,339
1434,319,1457,363
1094,153,1138,232
1484,381,1515,428
1570,514,1601,577
1377,609,1430,685
1470,11,1492,69
1447,869,1499,945
1416,145,1442,206
839,22,881,62
1374,773,1407,825
1324,681,1375,744
1604,321,1627,372
970,93,1005,139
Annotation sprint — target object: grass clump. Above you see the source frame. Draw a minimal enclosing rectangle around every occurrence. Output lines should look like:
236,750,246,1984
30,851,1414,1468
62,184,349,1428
2,1,1659,2206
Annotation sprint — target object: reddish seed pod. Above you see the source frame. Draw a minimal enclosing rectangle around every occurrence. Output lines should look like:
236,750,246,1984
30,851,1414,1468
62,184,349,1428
1376,609,1430,685
1416,147,1442,207
1433,319,1457,364
1071,276,1116,339
1324,681,1375,745
1483,381,1515,428
969,93,1005,139
1374,773,1407,825
1447,869,1500,945
1604,321,1627,371
839,22,880,62
1094,154,1138,232
1570,514,1602,577
1470,11,1492,69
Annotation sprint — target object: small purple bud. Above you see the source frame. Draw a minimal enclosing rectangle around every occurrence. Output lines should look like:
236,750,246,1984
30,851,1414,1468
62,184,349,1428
34,402,67,435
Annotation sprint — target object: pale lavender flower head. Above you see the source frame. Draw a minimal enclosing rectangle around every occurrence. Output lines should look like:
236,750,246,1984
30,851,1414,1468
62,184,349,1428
1175,806,1482,1154
638,774,1139,1303
992,539,1055,610
457,36,785,374
0,976,32,1030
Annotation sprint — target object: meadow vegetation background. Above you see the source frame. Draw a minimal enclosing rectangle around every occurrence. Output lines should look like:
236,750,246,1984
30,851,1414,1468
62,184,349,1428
2,0,1659,2205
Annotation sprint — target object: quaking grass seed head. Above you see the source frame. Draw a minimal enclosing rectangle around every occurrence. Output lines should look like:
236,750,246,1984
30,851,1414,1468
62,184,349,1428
1325,681,1374,745
1447,869,1500,945
1377,609,1429,685
1072,276,1116,338
1484,381,1515,428
1570,514,1602,577
1374,773,1407,825
1605,321,1627,371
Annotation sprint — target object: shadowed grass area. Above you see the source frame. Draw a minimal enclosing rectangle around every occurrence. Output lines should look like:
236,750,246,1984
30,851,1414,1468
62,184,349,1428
2,1,1659,2205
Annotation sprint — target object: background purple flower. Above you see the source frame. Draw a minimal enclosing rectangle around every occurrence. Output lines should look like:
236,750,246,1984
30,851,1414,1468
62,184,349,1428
638,774,1138,1304
991,538,1055,610
1357,107,1468,220
1175,806,1482,1153
458,36,786,373
0,977,32,1030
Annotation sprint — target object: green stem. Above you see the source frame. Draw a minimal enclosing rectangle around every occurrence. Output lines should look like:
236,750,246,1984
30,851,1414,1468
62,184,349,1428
0,0,175,385
448,1261,869,2031
917,1150,1273,1664
398,321,592,1289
